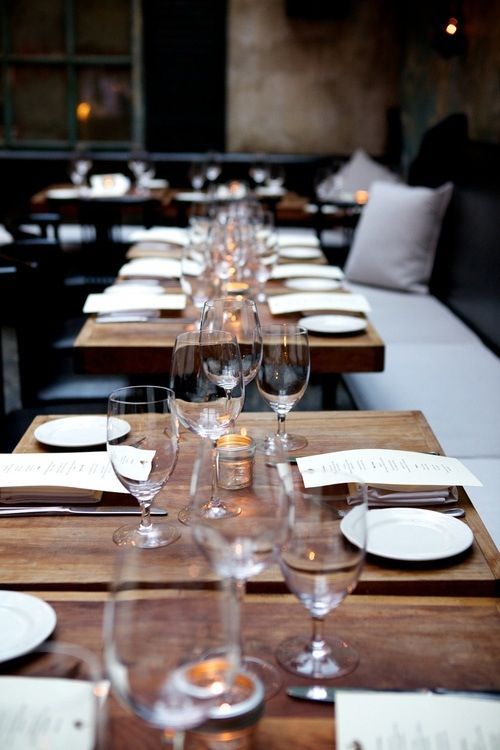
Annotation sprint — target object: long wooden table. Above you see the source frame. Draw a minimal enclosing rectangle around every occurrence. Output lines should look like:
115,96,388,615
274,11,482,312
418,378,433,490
2,410,499,749
73,291,385,376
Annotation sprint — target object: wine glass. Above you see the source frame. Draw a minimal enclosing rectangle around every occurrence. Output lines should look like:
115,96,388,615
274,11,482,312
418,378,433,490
180,237,216,310
249,155,269,187
69,157,92,190
104,545,240,750
107,385,181,548
200,298,263,385
204,153,222,184
250,210,279,302
170,330,245,523
276,478,368,678
256,324,310,451
190,434,293,698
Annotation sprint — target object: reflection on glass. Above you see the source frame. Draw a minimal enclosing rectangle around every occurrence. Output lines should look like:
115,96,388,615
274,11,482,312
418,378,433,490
76,67,132,141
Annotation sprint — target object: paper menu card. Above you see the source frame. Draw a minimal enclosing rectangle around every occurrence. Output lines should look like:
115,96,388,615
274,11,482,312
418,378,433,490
0,677,96,750
336,690,500,750
118,258,182,279
0,452,128,494
268,292,371,315
296,449,483,489
271,263,344,280
83,292,186,314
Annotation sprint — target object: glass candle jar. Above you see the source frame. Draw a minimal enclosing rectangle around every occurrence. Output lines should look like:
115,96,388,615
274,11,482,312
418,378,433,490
185,671,265,750
216,435,256,491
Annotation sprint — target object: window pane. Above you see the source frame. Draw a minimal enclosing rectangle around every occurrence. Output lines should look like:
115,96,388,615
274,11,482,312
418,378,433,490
75,0,131,55
11,65,68,141
8,0,65,55
76,67,131,141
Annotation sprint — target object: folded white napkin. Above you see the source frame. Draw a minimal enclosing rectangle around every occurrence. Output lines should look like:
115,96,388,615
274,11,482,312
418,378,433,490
364,486,459,507
268,292,371,315
88,173,131,197
271,263,344,280
83,292,186,314
128,227,188,245
278,230,319,248
118,258,182,279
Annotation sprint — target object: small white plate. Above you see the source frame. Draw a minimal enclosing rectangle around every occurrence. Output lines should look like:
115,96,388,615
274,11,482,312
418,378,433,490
341,507,473,562
34,416,130,448
285,278,341,292
279,247,323,260
0,591,56,662
299,314,367,335
46,188,79,200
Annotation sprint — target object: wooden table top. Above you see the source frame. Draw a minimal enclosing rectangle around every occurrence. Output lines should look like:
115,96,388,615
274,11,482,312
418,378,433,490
73,286,385,376
3,410,498,594
3,592,499,749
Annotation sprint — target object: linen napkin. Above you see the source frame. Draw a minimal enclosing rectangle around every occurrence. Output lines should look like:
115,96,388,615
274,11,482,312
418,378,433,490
363,485,459,507
278,229,319,248
118,257,182,279
83,292,186,314
128,227,189,246
271,263,344,280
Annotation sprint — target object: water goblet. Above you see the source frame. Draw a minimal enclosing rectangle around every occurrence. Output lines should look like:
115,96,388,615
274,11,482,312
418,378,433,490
107,385,181,548
170,330,245,523
200,298,263,385
69,157,92,190
256,324,310,451
276,478,368,678
190,434,293,698
249,155,269,187
104,545,240,750
180,238,216,310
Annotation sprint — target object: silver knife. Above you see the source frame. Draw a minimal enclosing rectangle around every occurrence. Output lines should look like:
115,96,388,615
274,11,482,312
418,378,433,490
0,506,168,517
286,686,500,703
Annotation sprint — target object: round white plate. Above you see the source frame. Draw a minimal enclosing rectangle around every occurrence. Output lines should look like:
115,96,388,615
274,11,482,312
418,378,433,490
46,188,79,200
0,591,56,662
279,247,323,260
341,507,473,562
299,314,367,335
255,186,286,198
34,416,130,448
285,278,341,292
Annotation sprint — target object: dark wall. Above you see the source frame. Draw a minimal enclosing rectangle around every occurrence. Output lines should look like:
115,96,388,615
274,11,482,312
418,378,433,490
143,0,227,152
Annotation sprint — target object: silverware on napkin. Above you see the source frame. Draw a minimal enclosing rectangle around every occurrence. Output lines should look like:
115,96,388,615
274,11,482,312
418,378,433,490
96,315,197,324
0,506,168,517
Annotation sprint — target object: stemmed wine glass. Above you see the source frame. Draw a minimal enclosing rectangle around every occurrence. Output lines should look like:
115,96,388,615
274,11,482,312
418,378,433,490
170,330,245,523
190,434,293,698
69,157,92,191
104,545,240,750
107,385,180,548
256,324,310,451
200,298,263,385
276,478,368,678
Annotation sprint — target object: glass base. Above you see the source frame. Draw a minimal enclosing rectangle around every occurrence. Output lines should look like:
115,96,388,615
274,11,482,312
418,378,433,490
278,433,308,452
276,635,359,679
112,522,181,548
241,655,282,700
178,501,241,526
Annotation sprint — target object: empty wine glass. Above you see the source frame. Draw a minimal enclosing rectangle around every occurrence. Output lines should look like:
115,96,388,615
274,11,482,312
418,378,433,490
256,324,310,451
188,161,206,190
190,434,293,698
104,545,240,750
180,238,216,309
204,153,222,184
276,478,368,678
69,157,92,190
250,211,279,302
107,385,180,548
170,330,245,523
200,298,263,385
249,155,269,186
128,153,153,190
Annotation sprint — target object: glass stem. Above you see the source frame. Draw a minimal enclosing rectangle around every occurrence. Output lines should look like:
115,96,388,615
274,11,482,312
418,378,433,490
210,439,221,508
310,616,330,658
138,502,153,532
162,729,185,750
276,413,287,440
230,578,246,657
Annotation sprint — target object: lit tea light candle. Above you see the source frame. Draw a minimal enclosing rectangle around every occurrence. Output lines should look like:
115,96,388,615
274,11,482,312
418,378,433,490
226,281,250,296
355,190,369,206
216,434,255,490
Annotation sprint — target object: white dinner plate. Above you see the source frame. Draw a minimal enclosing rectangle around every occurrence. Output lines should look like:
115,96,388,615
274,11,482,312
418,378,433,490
279,247,323,260
285,278,341,292
34,416,130,448
46,188,79,200
341,507,473,562
0,591,56,662
299,314,367,335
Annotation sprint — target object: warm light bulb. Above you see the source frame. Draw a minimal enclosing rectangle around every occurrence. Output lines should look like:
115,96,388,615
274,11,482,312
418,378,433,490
76,101,91,121
445,17,458,35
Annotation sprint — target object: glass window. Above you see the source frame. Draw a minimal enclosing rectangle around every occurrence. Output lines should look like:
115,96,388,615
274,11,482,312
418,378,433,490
8,0,66,55
75,0,131,55
11,65,68,141
76,66,132,141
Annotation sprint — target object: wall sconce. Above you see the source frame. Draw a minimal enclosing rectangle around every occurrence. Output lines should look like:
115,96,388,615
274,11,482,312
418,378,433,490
433,4,467,58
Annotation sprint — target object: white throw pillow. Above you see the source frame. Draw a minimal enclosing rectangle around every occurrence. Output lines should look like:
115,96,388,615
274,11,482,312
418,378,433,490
337,148,400,192
344,181,453,293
